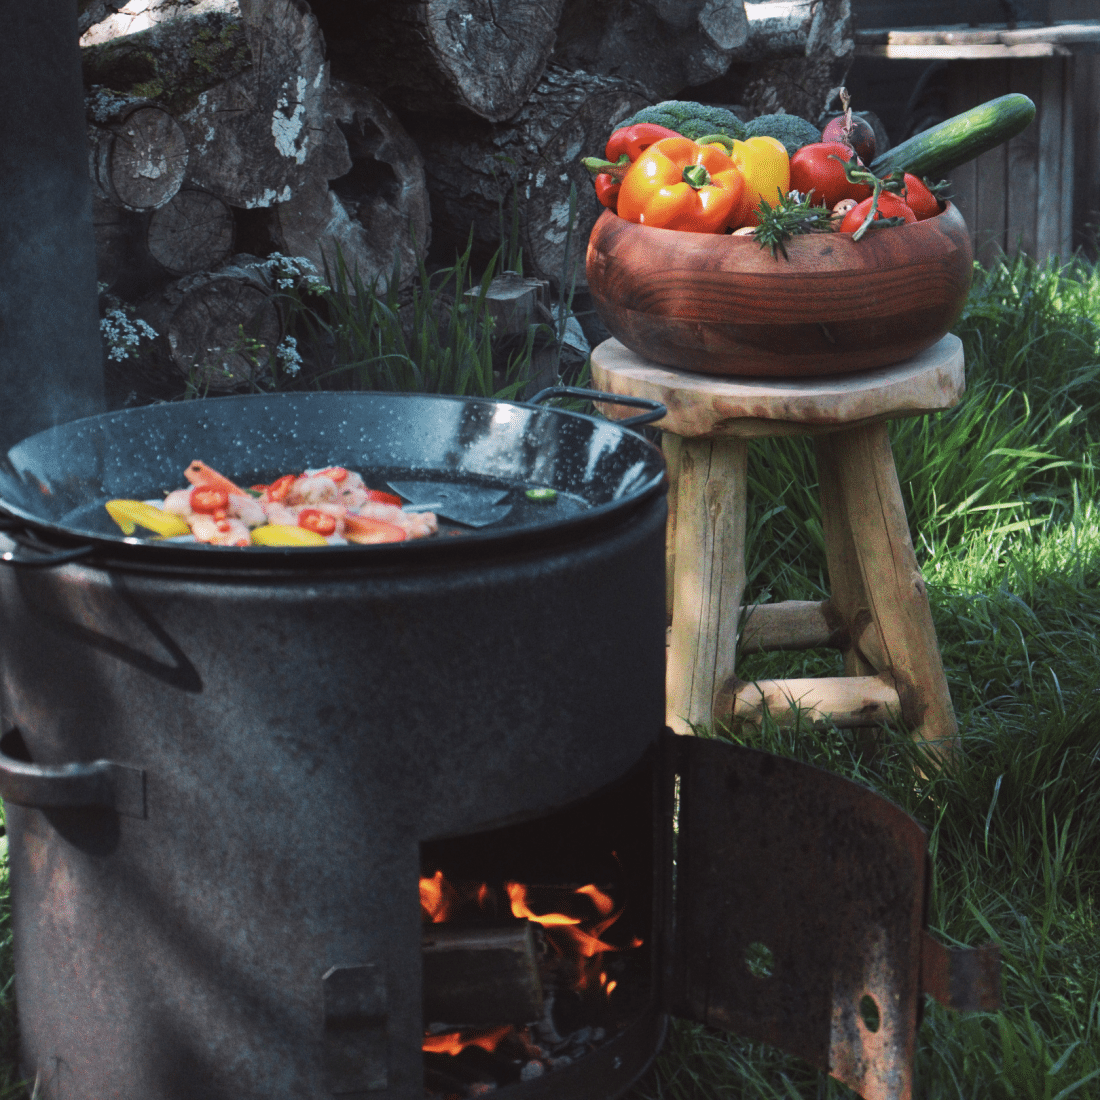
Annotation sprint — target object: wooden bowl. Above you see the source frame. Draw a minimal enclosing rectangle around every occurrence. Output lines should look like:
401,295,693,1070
586,203,974,378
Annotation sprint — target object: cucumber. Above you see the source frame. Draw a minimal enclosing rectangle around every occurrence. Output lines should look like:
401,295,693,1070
869,93,1036,179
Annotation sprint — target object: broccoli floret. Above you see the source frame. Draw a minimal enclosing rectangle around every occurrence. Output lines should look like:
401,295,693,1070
742,113,823,156
612,100,747,144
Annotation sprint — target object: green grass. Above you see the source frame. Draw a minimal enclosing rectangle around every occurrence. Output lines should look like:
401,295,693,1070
7,251,1100,1097
625,253,1100,1099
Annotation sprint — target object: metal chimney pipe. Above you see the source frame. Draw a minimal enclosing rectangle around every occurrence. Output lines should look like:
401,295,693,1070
0,0,105,452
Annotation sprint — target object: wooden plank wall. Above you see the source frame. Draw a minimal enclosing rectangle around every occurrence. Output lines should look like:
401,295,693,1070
1072,52,1100,254
946,57,1074,265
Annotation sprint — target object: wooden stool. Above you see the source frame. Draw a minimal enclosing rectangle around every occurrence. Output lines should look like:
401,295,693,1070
591,333,965,753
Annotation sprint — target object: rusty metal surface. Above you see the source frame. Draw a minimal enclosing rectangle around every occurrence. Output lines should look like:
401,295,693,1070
920,932,1001,1013
665,732,928,1100
0,491,666,1100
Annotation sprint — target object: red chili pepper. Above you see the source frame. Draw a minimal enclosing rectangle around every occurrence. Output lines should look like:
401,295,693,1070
363,489,404,507
250,483,269,493
298,508,338,537
190,486,229,514
266,475,297,502
343,514,406,544
315,466,348,483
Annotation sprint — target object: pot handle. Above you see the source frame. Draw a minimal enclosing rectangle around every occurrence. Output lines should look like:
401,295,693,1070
0,729,146,817
527,386,666,429
0,543,95,568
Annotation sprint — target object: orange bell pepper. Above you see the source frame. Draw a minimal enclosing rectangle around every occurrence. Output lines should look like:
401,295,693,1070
616,136,745,233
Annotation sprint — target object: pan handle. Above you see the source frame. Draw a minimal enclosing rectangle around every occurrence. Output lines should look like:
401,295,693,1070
0,543,94,568
527,386,666,429
0,728,146,818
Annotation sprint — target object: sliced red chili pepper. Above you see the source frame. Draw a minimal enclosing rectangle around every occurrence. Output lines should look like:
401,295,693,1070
363,488,404,507
250,484,269,493
314,466,349,483
266,475,297,502
190,486,229,514
298,508,338,537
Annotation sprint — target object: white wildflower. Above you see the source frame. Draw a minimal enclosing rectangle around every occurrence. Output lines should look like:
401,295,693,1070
100,308,157,362
276,335,303,377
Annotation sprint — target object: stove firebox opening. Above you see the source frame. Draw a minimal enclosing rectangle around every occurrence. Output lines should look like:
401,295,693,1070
419,753,657,1098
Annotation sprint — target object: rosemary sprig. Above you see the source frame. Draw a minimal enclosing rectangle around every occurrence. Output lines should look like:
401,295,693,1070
751,189,836,259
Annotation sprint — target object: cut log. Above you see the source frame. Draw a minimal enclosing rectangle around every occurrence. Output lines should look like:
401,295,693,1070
264,81,430,292
82,0,351,210
137,256,281,391
412,66,651,291
147,188,235,274
86,91,189,211
554,0,749,100
308,0,568,122
422,922,544,1027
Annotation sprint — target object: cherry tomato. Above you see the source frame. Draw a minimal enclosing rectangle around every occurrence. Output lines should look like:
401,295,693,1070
190,486,229,514
789,142,872,209
363,488,404,507
838,192,917,234
298,508,338,537
266,474,297,502
897,173,941,220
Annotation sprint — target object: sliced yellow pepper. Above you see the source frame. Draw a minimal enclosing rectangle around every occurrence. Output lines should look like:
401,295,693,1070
250,524,329,547
105,500,191,539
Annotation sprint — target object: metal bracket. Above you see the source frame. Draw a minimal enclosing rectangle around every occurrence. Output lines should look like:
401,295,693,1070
920,932,1001,1012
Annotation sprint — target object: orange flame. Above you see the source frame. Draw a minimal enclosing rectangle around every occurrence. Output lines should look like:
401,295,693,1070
423,1025,511,1057
420,870,458,923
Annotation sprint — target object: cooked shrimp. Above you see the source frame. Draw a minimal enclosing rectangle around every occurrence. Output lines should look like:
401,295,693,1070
228,493,266,528
189,515,252,547
287,475,339,506
184,460,247,497
162,488,193,516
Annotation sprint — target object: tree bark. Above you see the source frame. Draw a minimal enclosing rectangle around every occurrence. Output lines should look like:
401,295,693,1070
86,92,189,211
554,0,749,100
411,66,651,291
147,188,236,274
307,0,568,122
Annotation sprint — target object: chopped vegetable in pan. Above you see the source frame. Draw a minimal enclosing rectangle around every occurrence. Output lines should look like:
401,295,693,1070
106,461,438,547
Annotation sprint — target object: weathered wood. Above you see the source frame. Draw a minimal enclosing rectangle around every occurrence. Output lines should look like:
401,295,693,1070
422,922,544,1027
816,422,958,755
589,334,967,438
586,205,974,378
667,435,747,735
412,66,650,291
721,673,902,729
308,0,567,122
737,599,845,654
138,257,281,391
147,187,234,274
554,0,748,100
86,93,189,211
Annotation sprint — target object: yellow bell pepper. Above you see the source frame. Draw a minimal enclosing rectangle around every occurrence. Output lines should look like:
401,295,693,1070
105,500,191,539
250,524,329,547
728,136,791,227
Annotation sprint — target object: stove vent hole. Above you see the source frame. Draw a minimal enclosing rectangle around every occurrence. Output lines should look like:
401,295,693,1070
859,993,881,1033
744,941,774,980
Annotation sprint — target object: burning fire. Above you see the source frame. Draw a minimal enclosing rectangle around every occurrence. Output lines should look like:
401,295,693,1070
420,870,641,1057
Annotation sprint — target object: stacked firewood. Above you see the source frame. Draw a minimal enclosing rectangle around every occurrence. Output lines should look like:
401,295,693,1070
81,0,853,397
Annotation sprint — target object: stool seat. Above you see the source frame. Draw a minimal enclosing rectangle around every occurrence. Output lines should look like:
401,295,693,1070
591,334,964,753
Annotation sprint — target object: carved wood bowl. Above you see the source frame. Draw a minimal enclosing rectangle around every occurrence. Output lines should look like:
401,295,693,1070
586,202,974,378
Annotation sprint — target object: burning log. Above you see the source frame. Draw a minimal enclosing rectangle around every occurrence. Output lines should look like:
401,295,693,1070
86,92,189,212
422,923,545,1027
410,66,650,291
307,0,568,122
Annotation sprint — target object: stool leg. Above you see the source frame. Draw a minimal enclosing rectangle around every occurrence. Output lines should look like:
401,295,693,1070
662,432,683,628
667,436,747,734
818,423,957,755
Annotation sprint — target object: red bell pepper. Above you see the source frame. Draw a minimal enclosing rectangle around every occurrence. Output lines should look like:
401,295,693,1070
587,123,681,212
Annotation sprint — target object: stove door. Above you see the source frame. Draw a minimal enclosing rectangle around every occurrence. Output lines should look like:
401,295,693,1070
660,732,998,1100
